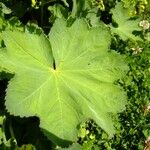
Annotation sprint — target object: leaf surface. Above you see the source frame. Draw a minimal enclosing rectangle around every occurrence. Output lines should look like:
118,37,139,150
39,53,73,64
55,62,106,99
110,2,142,41
0,19,128,141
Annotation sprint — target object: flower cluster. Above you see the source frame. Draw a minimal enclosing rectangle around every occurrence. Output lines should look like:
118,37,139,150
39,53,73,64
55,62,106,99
139,20,150,30
131,47,143,54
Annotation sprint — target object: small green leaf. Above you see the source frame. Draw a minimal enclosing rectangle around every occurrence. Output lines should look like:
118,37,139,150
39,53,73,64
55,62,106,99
17,144,36,150
82,140,94,150
0,2,12,14
48,4,68,19
110,2,142,41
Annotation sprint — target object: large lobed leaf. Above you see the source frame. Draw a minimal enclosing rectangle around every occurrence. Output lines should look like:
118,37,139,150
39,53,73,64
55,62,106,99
0,19,128,142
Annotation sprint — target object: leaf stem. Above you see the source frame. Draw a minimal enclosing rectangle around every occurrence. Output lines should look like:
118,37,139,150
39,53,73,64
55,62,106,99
8,118,15,140
2,117,7,144
41,0,44,27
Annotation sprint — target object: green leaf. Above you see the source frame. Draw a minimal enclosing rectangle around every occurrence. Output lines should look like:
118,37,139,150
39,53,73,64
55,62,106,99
110,2,142,41
0,2,12,14
0,19,128,142
71,0,86,17
86,8,100,27
0,10,23,48
48,4,68,19
17,144,36,150
82,140,93,150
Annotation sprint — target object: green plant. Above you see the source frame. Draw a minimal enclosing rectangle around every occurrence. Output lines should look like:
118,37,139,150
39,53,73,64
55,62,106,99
0,0,149,149
0,18,128,145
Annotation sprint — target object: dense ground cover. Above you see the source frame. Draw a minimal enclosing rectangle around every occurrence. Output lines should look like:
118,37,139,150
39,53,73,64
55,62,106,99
0,0,149,149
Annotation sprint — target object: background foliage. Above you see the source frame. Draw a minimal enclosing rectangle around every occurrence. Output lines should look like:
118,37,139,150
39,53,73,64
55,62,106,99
0,0,149,149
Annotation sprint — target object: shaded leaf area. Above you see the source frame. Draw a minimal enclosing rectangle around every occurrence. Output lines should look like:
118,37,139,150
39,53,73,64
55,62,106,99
5,116,53,150
0,78,8,115
1,0,54,34
57,143,82,150
0,117,53,150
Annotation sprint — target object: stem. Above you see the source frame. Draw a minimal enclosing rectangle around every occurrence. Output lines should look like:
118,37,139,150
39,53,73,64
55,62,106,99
40,0,44,27
42,0,56,6
2,117,7,145
71,0,77,17
9,118,15,139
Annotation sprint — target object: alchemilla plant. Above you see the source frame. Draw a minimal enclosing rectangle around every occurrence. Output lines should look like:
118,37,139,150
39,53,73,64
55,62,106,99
0,0,149,150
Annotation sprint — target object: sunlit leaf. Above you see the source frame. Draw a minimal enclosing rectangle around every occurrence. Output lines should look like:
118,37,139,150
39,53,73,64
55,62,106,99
0,19,128,142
